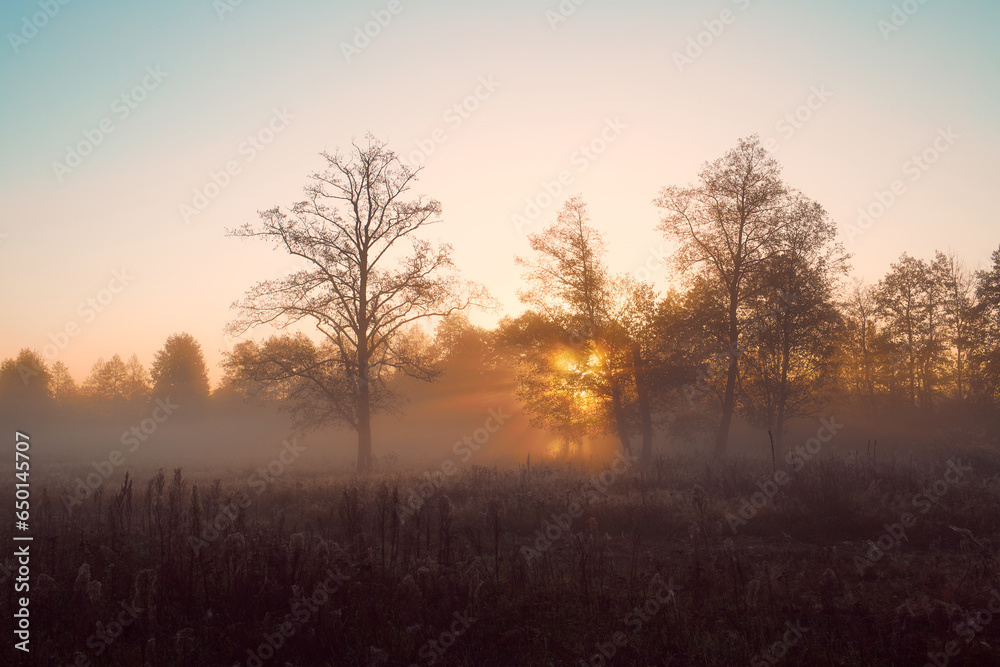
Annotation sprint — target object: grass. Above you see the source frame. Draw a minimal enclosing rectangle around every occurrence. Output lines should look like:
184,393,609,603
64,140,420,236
4,443,1000,666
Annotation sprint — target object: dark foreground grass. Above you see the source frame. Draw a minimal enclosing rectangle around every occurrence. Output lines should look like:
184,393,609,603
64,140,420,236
3,444,1000,666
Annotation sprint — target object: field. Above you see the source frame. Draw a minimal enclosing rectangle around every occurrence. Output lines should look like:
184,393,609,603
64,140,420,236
5,439,1000,667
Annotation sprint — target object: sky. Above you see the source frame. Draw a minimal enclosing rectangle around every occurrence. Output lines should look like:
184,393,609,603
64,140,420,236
1,0,998,386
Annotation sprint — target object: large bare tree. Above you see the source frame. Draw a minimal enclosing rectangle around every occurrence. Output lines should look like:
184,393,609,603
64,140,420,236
227,136,490,473
655,135,834,457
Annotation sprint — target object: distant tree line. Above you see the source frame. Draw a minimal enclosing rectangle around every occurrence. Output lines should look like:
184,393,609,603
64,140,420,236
0,332,212,420
3,136,999,468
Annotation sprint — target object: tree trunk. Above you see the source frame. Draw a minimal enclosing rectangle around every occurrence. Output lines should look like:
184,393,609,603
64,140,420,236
775,322,791,452
715,297,740,458
356,339,373,473
357,374,372,474
357,245,372,475
906,318,916,408
609,378,631,457
957,342,964,403
632,342,653,465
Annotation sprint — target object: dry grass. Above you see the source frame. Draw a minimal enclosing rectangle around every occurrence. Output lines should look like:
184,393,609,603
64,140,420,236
4,445,1000,666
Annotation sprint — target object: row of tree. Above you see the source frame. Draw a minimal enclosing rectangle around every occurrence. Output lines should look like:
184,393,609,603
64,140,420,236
214,134,1000,466
4,136,998,471
497,136,1000,460
0,333,211,417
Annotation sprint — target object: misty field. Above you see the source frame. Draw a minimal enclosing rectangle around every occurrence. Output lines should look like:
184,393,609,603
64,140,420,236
4,440,1000,667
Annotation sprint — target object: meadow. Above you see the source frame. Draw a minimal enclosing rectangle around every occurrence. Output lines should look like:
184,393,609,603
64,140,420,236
4,438,1000,667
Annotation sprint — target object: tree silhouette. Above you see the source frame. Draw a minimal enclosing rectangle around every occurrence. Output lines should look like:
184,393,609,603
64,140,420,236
496,311,600,456
739,252,842,450
515,196,635,456
971,245,1000,403
932,251,976,404
49,361,78,404
875,254,931,409
655,135,834,456
0,349,51,406
150,333,211,402
227,136,490,473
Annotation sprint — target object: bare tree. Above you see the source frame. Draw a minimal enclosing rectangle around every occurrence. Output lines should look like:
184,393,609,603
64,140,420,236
227,136,490,473
655,135,832,456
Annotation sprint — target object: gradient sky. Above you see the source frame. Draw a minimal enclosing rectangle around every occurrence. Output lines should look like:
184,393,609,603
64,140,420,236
1,0,998,385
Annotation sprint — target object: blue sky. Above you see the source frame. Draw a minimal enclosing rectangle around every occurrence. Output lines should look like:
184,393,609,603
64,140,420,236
1,0,998,383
